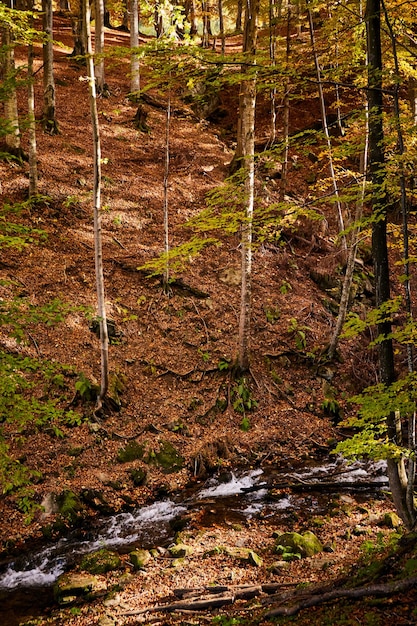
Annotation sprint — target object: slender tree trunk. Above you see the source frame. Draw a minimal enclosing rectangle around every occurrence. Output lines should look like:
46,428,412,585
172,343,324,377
42,0,59,134
163,83,171,292
218,0,225,55
237,0,258,372
130,0,140,94
185,0,198,36
201,0,211,47
1,25,22,156
328,107,368,359
235,0,243,33
95,0,106,94
28,42,38,196
307,4,346,254
85,0,109,409
280,5,291,199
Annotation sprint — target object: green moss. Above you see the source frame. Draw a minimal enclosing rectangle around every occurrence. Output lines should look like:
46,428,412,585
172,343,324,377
117,440,144,463
80,548,121,574
147,440,184,473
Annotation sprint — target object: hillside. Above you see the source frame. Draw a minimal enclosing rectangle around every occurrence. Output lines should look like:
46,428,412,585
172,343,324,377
1,14,416,626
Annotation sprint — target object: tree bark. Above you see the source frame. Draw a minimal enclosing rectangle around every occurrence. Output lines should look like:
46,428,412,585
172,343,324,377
130,0,140,95
42,0,59,134
1,25,22,156
95,0,106,94
85,0,109,408
237,0,258,372
27,42,38,195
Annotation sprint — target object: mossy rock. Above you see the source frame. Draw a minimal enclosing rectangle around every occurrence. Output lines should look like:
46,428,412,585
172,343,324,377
382,512,402,528
147,440,184,473
56,490,84,523
130,467,148,486
168,543,193,558
54,572,107,604
275,531,323,558
80,549,121,574
129,549,152,570
224,546,263,566
117,440,144,463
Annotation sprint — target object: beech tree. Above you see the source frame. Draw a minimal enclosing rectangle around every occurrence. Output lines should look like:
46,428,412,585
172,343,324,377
85,0,109,409
237,0,259,372
42,0,59,133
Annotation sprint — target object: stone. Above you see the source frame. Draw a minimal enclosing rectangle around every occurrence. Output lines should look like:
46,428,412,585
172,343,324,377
275,531,323,558
129,549,152,570
54,572,107,604
168,543,193,558
381,512,402,528
117,440,144,463
224,546,262,566
80,549,121,574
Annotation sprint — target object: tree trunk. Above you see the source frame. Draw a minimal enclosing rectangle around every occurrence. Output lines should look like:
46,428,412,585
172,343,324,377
42,0,59,134
1,26,22,157
95,0,106,94
218,0,225,54
237,0,258,372
130,0,140,95
235,0,243,32
28,42,38,196
85,0,109,409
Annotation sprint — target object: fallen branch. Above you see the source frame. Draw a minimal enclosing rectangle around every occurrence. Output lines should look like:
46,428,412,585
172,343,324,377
263,575,417,618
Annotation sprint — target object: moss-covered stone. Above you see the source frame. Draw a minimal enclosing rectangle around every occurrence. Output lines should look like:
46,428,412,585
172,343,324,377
224,546,262,566
147,440,184,473
168,543,193,558
80,549,121,574
54,572,107,604
129,549,152,570
117,440,144,463
275,531,323,558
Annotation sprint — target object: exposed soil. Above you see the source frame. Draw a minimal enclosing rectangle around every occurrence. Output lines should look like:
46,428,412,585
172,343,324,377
1,15,414,626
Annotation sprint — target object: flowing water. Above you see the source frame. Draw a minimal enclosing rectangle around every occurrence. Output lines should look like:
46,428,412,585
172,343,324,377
0,457,388,624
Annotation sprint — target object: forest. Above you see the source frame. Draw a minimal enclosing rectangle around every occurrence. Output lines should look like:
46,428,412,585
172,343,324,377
1,0,417,623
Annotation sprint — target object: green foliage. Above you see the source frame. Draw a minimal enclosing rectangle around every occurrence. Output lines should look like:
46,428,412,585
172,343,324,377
335,375,417,461
232,378,258,416
137,236,219,276
0,198,46,250
275,543,302,562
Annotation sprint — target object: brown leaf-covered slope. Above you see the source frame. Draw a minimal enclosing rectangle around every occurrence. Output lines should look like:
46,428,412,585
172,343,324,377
0,17,377,551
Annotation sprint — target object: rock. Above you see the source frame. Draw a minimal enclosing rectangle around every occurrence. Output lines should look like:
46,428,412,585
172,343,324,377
56,490,84,523
224,546,262,566
275,531,323,558
148,440,184,473
54,572,107,604
117,440,144,463
80,549,122,574
381,512,402,528
268,560,290,573
129,549,152,570
168,543,193,558
99,615,116,626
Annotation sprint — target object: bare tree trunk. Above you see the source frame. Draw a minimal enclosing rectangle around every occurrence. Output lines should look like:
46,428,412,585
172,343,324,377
280,5,291,199
235,0,243,33
95,0,106,94
328,107,368,359
130,0,140,95
185,0,198,36
85,0,109,409
1,26,22,156
163,84,171,292
201,0,211,47
42,0,59,134
307,3,346,254
237,0,258,372
218,0,225,54
28,42,38,196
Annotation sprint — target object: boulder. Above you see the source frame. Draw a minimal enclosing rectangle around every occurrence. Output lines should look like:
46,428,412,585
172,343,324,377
54,572,107,604
129,549,152,570
80,549,121,574
275,531,323,558
168,543,193,558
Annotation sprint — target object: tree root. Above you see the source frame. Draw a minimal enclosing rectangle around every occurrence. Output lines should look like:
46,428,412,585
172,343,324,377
263,575,417,618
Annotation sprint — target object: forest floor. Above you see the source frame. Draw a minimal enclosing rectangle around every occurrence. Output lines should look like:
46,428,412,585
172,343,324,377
1,15,417,626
